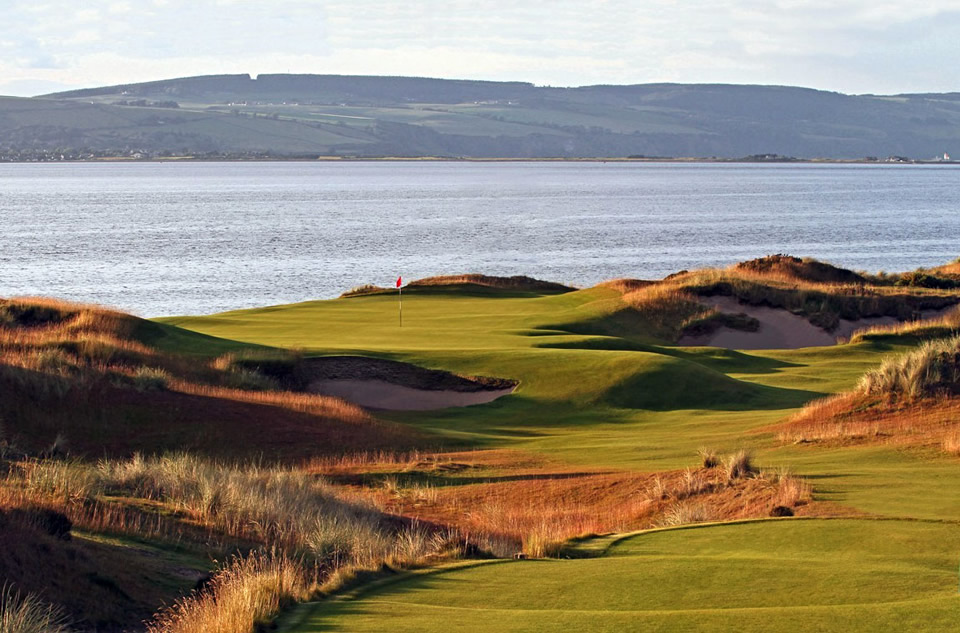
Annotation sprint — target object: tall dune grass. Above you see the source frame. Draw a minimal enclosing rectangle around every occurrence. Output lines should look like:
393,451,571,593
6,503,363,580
5,454,460,633
848,306,960,343
0,583,68,633
10,453,457,564
647,265,958,331
620,285,716,340
858,336,960,401
145,552,309,633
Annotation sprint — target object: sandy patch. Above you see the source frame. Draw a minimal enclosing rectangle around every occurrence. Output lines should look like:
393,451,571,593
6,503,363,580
678,296,943,350
309,379,515,411
304,356,516,411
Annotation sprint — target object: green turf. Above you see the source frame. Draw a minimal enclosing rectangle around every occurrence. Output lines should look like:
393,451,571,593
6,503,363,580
159,284,960,631
277,519,960,633
156,285,942,514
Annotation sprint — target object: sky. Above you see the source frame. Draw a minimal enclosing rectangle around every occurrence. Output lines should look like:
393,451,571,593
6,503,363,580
2,1,960,97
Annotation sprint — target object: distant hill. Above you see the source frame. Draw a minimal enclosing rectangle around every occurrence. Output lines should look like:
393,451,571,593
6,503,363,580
0,74,956,159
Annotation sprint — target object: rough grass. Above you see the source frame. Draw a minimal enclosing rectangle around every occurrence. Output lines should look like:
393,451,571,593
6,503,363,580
858,335,960,401
0,297,414,459
328,450,814,557
723,449,756,481
10,454,418,562
778,337,960,449
620,286,714,341
0,584,68,633
659,265,958,331
615,285,758,342
145,552,310,633
943,430,960,455
734,254,866,285
848,306,960,343
1,453,465,633
595,256,957,341
406,274,574,293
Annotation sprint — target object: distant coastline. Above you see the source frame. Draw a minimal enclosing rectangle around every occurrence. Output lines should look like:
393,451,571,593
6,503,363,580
3,155,957,165
4,75,960,163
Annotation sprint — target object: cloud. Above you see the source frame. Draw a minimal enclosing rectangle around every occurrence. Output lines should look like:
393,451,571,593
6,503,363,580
0,0,959,96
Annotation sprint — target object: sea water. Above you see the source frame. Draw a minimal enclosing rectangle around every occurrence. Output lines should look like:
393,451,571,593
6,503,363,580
2,160,958,316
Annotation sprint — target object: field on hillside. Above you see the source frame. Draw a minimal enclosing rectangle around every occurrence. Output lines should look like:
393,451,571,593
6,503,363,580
10,74,960,157
4,257,960,631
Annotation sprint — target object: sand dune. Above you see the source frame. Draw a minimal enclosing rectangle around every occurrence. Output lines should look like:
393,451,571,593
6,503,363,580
678,296,938,350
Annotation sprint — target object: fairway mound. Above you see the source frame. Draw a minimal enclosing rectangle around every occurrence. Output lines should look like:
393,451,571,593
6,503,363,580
341,274,574,297
734,254,866,284
596,278,657,294
406,274,574,293
0,297,425,459
928,259,960,277
603,353,814,410
778,337,960,448
305,356,517,410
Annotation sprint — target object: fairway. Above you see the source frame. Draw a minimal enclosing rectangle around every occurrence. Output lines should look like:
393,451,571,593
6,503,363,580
158,278,960,631
278,519,960,633
159,284,957,519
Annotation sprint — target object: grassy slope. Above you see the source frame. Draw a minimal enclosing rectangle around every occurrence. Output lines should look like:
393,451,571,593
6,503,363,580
0,299,420,459
161,284,960,632
159,286,957,514
278,519,960,633
0,96,372,153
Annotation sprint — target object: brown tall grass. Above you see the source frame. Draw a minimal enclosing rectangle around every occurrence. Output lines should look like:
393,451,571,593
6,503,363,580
858,336,960,400
3,453,463,633
0,297,412,459
733,255,865,285
340,450,816,556
0,583,68,633
639,264,959,332
848,306,960,343
170,381,370,422
5,454,457,563
406,274,573,293
620,285,721,340
145,552,310,633
943,430,960,455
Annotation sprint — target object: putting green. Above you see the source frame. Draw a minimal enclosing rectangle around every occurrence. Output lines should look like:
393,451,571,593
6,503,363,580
278,519,960,633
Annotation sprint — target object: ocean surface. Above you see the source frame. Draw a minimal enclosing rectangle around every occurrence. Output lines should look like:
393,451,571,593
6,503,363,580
2,161,959,317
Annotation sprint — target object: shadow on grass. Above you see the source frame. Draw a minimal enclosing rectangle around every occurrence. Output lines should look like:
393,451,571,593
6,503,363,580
326,470,615,488
536,336,803,375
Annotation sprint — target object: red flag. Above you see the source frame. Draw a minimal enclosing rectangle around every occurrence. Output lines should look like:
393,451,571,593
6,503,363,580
396,276,402,288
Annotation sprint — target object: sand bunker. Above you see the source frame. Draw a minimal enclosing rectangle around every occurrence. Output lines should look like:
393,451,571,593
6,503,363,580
678,296,946,350
304,356,516,411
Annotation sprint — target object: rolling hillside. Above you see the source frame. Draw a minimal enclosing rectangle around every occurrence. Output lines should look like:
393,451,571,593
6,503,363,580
0,74,958,158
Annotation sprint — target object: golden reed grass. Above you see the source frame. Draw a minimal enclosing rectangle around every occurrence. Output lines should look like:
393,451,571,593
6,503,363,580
145,551,310,633
848,306,960,343
0,583,69,633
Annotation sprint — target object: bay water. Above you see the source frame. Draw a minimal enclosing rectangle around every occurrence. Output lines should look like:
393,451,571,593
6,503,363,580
2,161,958,316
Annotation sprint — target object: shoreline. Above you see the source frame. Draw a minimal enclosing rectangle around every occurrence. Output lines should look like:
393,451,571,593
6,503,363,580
2,156,958,165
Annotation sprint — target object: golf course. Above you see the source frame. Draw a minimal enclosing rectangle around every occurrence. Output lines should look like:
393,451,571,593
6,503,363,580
160,259,960,632
3,256,960,631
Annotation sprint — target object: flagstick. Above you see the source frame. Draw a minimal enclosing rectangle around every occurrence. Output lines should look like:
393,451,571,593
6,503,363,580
399,285,402,328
